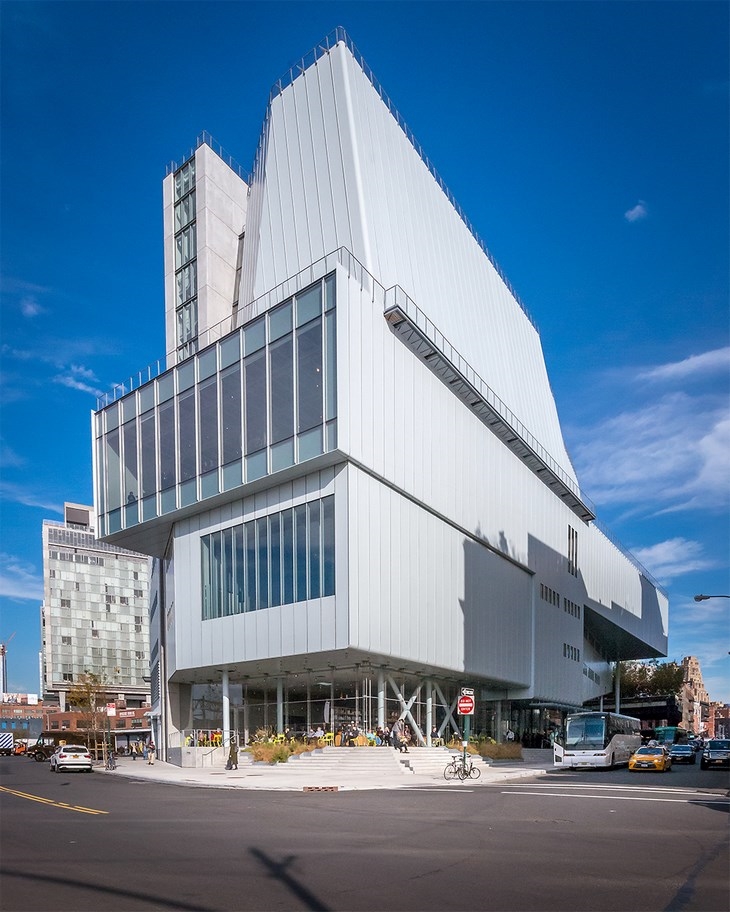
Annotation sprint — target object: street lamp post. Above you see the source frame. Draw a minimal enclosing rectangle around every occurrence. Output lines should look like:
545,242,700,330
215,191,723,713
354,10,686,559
693,594,730,601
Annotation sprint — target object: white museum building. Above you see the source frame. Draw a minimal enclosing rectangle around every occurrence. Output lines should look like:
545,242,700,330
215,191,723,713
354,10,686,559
92,29,668,762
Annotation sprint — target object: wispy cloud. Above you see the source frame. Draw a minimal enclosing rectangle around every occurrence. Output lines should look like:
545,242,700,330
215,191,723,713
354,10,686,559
0,480,63,514
0,553,44,601
570,347,730,515
624,200,648,222
632,538,716,583
20,296,46,318
0,440,25,470
638,347,730,383
53,364,105,398
572,392,729,513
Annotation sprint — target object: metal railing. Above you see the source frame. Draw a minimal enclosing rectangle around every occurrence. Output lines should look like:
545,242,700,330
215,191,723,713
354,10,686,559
165,130,250,182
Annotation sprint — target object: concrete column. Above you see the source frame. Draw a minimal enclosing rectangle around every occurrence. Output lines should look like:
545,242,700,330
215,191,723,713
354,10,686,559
377,669,385,728
222,670,230,746
614,662,621,715
277,677,284,734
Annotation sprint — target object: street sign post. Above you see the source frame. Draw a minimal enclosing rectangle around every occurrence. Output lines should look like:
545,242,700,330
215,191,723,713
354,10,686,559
459,687,476,767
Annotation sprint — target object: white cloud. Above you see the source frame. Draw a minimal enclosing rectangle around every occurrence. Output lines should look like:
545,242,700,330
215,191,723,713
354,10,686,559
0,480,63,513
572,392,730,513
20,296,46,318
624,200,648,222
638,347,730,382
632,538,716,582
53,374,105,397
0,553,43,601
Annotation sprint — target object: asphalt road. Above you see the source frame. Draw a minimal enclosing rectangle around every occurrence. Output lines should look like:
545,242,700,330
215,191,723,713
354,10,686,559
1,756,728,912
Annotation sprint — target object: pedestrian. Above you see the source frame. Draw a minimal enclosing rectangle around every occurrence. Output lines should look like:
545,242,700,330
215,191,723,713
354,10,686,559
227,738,238,770
147,740,155,764
131,740,137,760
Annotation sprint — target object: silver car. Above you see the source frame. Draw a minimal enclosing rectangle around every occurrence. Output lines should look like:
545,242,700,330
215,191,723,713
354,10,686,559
49,744,94,773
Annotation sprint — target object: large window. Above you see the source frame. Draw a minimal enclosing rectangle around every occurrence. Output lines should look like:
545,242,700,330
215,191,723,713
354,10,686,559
99,273,337,531
201,496,335,620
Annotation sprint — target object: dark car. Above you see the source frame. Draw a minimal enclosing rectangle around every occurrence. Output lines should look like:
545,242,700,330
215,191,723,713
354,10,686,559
700,739,730,770
668,744,695,764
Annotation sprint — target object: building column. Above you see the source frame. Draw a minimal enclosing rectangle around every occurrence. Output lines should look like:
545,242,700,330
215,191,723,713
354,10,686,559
614,662,621,715
426,681,433,746
222,670,230,746
277,677,284,734
377,669,385,729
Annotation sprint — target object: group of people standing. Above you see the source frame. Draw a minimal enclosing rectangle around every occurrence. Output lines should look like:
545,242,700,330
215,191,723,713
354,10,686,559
128,740,156,764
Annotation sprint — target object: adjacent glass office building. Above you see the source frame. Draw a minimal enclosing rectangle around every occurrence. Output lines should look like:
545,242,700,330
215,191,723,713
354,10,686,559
93,30,668,762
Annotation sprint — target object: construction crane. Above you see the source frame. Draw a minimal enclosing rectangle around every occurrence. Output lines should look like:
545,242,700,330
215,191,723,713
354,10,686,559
0,632,17,696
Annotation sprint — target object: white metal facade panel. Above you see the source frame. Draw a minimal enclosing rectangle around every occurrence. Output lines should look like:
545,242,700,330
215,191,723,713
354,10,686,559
242,42,576,484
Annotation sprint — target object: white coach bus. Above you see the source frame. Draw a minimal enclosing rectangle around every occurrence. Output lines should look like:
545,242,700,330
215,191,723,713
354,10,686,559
554,712,642,769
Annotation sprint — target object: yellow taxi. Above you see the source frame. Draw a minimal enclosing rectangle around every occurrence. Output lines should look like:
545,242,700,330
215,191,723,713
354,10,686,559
628,745,672,773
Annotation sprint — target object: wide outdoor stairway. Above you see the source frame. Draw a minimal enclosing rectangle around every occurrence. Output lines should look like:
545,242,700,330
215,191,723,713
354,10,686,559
234,745,487,786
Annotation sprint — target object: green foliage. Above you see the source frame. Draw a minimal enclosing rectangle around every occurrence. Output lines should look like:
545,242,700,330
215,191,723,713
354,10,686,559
620,660,684,698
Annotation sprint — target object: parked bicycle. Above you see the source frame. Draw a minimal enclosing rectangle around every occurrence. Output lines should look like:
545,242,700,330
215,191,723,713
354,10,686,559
105,751,117,771
443,755,481,781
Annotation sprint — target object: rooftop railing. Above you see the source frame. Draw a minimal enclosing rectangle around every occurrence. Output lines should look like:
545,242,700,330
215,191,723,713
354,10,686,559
165,130,250,183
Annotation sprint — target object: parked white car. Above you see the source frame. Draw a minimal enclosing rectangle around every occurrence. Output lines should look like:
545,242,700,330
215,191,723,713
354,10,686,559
49,744,93,773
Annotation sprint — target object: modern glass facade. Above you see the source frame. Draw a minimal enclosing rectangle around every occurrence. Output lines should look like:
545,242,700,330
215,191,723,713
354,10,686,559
95,273,337,537
200,495,335,620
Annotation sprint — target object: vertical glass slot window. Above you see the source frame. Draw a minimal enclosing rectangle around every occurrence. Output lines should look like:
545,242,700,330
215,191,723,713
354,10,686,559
244,350,267,454
174,159,195,200
178,389,197,483
122,419,139,505
177,300,198,346
175,223,196,268
282,510,294,605
158,401,177,491
176,262,197,306
325,310,337,422
198,377,218,473
322,495,335,596
174,192,196,231
297,316,323,432
234,525,245,613
324,272,336,311
294,504,307,601
140,411,157,497
222,527,234,617
221,364,242,464
308,500,321,598
245,523,257,611
256,518,269,610
105,428,122,512
269,514,281,607
270,335,293,444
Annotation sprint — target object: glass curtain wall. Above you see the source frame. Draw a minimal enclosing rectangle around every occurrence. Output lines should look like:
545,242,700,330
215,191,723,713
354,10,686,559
95,273,337,537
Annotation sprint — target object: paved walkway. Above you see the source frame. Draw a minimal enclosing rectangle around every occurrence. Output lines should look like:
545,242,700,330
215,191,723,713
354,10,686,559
104,748,552,791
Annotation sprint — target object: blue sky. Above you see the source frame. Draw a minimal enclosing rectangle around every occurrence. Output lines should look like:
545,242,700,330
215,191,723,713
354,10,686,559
1,2,728,703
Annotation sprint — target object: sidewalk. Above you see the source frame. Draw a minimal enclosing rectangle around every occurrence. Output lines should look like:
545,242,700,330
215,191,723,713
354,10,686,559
103,748,552,791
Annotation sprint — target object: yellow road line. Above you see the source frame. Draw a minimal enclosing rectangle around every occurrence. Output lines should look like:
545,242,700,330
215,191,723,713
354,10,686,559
0,785,108,815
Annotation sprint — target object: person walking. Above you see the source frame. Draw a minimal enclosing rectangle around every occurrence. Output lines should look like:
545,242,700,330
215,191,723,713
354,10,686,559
227,738,239,770
147,740,155,764
131,740,137,760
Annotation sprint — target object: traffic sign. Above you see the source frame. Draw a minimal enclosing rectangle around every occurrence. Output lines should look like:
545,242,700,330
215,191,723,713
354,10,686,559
457,694,475,715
